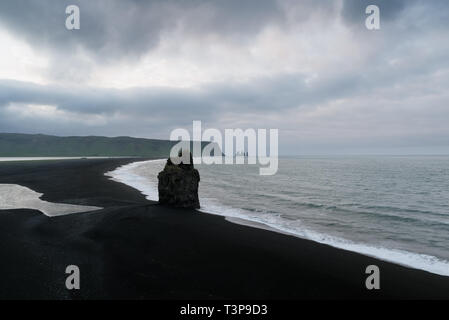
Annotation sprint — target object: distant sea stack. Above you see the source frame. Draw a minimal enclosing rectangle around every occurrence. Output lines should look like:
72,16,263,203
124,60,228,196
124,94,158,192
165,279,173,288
157,152,200,209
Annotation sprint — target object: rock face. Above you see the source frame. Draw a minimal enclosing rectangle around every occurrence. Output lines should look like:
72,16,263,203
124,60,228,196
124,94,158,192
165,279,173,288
157,153,200,209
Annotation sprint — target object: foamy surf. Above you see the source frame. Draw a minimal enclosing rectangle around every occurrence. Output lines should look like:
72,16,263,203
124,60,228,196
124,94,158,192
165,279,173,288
105,159,165,201
106,159,449,277
200,197,449,277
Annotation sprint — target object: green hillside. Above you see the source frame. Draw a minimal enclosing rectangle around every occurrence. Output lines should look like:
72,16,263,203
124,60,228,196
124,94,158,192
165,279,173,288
0,133,211,158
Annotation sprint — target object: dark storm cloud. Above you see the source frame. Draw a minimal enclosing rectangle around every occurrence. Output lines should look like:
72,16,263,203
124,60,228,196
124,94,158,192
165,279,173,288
2,68,449,154
2,43,447,126
0,70,386,121
0,80,209,118
0,0,284,61
341,0,407,24
0,73,370,140
341,0,449,28
1,0,447,61
1,0,449,154
0,76,311,120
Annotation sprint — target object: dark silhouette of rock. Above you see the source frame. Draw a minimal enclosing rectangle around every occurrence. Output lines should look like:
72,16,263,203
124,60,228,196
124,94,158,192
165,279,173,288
157,151,200,209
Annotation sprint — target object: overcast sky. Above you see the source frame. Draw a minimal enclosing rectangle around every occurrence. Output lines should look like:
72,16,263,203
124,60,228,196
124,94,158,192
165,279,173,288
0,0,448,154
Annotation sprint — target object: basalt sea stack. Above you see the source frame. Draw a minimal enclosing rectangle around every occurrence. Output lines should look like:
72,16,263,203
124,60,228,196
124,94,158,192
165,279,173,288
157,152,200,209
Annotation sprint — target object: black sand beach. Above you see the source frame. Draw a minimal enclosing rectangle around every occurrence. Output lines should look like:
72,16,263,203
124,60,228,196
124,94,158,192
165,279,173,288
0,158,448,299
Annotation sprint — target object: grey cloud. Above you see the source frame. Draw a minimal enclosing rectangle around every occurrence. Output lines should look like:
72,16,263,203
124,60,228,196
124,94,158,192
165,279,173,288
1,1,449,154
341,0,449,29
341,0,407,25
0,72,372,122
1,64,449,154
1,0,447,61
0,0,284,61
1,43,448,127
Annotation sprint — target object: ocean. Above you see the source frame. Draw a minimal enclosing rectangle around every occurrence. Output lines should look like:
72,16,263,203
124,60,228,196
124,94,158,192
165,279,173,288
107,156,449,276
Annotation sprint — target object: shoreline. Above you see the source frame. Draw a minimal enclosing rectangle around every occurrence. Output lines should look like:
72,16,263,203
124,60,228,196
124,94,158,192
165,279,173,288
0,156,134,162
107,159,449,277
0,158,448,299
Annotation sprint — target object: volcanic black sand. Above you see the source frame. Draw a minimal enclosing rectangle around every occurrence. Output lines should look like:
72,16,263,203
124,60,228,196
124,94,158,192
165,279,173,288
0,158,448,299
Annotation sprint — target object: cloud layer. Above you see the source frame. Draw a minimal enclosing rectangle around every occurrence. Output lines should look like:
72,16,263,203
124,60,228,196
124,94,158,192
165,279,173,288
0,0,448,154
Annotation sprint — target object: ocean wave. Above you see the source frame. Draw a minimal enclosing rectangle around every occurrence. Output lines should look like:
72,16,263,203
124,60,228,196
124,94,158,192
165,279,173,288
105,159,164,201
323,204,449,227
106,159,449,277
201,198,449,277
257,191,449,226
269,194,449,226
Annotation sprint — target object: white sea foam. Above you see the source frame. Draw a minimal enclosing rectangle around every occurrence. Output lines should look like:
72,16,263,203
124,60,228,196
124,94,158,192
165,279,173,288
200,197,449,277
106,159,449,277
105,159,165,201
0,184,102,217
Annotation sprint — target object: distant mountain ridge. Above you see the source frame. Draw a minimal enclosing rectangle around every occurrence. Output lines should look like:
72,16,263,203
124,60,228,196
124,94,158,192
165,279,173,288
0,133,211,158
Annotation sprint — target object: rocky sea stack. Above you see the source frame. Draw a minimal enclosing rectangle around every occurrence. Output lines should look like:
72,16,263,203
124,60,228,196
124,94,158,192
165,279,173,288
157,152,200,209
